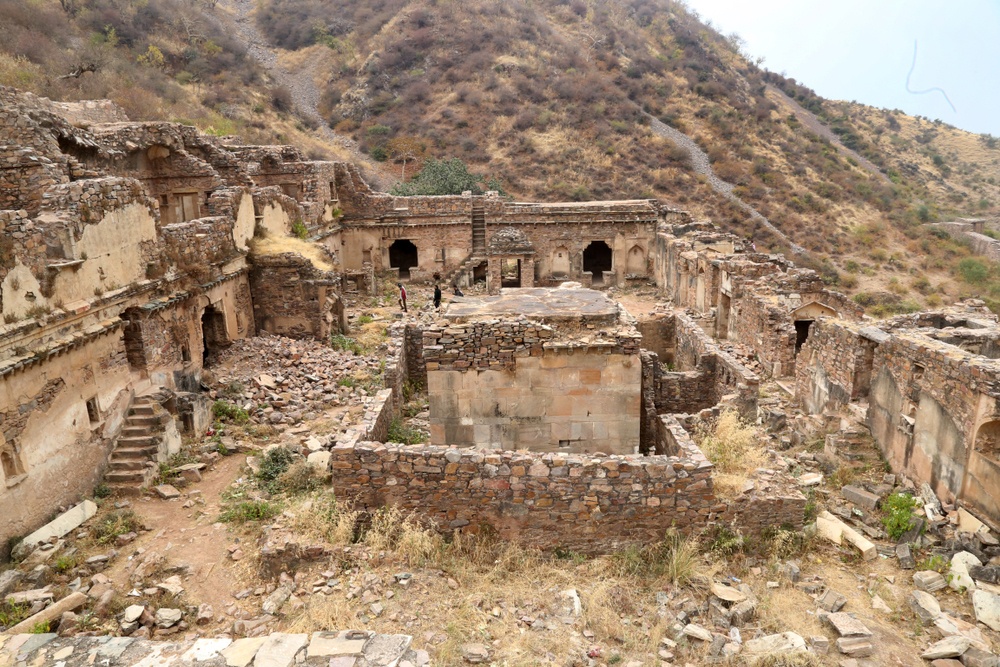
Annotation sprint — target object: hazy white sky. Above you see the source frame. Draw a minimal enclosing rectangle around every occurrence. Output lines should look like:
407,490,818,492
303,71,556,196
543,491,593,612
685,0,1000,137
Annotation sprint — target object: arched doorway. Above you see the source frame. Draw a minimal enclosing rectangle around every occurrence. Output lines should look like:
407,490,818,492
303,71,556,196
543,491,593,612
389,239,418,279
583,241,612,284
201,305,228,363
626,245,645,275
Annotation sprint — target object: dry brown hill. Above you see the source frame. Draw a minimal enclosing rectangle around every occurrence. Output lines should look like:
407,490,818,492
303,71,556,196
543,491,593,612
2,0,999,311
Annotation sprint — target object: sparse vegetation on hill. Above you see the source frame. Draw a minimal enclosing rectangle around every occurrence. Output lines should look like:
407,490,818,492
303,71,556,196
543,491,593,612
3,0,1000,311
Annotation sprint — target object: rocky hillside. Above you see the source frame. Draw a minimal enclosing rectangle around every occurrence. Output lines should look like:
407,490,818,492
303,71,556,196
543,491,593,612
2,0,999,311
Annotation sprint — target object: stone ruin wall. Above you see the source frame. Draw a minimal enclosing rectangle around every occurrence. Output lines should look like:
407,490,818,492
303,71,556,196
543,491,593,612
421,317,642,453
249,253,342,342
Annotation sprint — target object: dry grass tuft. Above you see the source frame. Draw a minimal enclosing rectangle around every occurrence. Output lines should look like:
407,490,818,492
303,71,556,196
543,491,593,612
287,493,359,545
250,234,336,271
698,410,767,498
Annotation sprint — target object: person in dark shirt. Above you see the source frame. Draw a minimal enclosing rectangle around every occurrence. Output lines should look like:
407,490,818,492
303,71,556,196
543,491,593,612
433,283,442,310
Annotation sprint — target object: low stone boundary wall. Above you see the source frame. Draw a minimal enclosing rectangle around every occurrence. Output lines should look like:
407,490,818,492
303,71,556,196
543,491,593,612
331,439,720,553
0,630,423,667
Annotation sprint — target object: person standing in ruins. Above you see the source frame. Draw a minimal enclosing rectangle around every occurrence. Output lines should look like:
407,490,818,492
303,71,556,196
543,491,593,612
397,282,407,313
433,283,442,310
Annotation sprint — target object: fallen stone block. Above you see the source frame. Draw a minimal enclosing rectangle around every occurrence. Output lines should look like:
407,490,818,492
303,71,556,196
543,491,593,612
817,588,847,612
972,589,1000,631
897,543,915,569
842,485,880,510
743,632,806,654
7,591,87,634
952,552,983,591
710,582,747,603
922,636,971,660
12,501,98,560
817,511,876,560
154,485,181,499
836,637,874,657
969,566,1000,585
961,646,998,667
683,624,713,642
910,590,942,624
824,612,872,637
914,570,947,592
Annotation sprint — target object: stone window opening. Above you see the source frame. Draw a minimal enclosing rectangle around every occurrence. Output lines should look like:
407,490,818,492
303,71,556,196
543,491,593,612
202,305,229,363
1,446,26,486
85,397,100,425
583,241,613,285
388,239,418,280
472,261,487,284
975,420,1000,462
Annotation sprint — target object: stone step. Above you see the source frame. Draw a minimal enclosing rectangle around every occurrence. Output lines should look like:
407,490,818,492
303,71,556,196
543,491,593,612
104,482,144,497
117,432,159,446
111,445,158,460
121,425,155,438
108,459,147,471
128,404,156,416
126,414,165,427
104,470,147,484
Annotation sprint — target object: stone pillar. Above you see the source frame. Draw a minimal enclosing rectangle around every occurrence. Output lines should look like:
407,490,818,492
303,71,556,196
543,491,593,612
522,256,535,288
487,258,501,294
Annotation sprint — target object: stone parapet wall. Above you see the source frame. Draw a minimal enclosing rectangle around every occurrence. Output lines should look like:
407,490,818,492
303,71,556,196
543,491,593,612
421,319,640,372
795,319,879,415
162,216,237,271
39,177,156,238
331,440,719,553
674,312,759,417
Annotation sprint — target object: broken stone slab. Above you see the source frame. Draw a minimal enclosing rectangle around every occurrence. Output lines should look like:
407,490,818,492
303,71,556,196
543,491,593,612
0,569,23,597
960,647,998,667
12,500,97,560
683,624,713,642
221,637,267,667
361,634,413,666
969,565,1000,585
462,643,490,663
308,631,371,658
306,451,331,471
154,484,181,499
952,552,983,591
156,575,184,596
262,586,292,615
922,636,972,660
710,582,747,604
824,612,873,637
7,591,87,634
817,511,877,560
743,631,806,654
836,637,874,657
910,590,942,624
252,633,308,667
897,543,916,569
915,570,948,592
959,508,986,534
818,588,847,612
122,605,145,624
181,638,233,663
842,485,881,510
155,608,183,628
798,472,823,486
934,614,990,651
972,589,1000,631
5,587,54,605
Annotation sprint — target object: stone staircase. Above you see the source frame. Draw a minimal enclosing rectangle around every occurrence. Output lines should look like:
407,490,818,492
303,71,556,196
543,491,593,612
442,253,485,288
472,203,486,254
103,395,173,496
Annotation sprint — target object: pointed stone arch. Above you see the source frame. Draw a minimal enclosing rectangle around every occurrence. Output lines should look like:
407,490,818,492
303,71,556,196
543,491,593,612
626,244,646,275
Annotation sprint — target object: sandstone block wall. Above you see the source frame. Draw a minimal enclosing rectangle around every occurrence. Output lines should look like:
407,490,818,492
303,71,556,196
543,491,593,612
249,253,342,341
331,440,719,553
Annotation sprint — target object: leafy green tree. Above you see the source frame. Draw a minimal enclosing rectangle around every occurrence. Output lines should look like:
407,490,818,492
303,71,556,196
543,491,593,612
390,158,505,196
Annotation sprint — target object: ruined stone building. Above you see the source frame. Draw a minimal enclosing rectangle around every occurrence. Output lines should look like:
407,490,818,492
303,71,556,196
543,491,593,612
5,84,1000,556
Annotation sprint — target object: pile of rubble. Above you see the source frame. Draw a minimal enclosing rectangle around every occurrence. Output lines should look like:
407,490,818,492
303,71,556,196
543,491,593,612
209,334,385,424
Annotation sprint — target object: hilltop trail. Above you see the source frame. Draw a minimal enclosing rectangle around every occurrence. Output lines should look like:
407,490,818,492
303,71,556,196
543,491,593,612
219,0,380,174
647,114,806,254
766,84,891,185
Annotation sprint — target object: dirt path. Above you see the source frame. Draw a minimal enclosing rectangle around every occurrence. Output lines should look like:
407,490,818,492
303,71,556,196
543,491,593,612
766,84,891,185
217,0,373,168
646,113,806,254
103,454,248,620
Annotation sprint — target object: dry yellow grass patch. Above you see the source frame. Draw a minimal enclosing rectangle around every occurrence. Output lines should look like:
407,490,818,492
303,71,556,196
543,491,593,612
698,410,767,498
250,234,336,271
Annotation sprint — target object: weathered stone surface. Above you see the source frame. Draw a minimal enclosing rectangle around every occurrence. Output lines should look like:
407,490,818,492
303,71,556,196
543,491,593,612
818,588,847,612
952,552,983,591
12,500,97,559
743,632,806,654
253,633,308,667
222,637,268,667
922,636,971,660
842,485,880,510
824,612,872,637
961,646,999,667
836,637,874,657
154,608,182,628
683,624,714,642
910,590,942,624
896,542,915,569
307,631,370,657
154,484,181,499
972,589,1000,631
915,570,948,592
711,583,747,603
